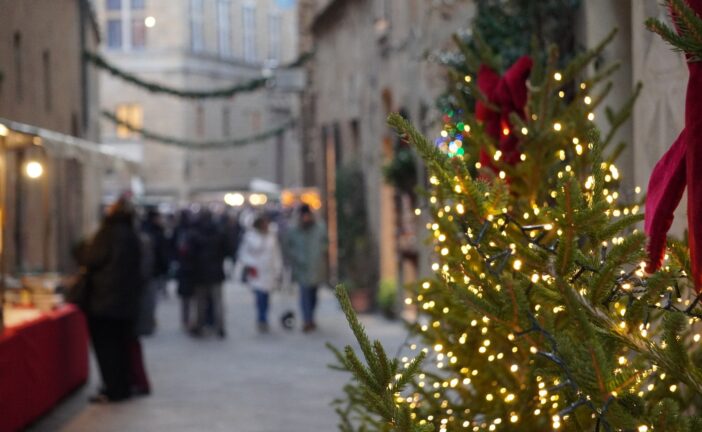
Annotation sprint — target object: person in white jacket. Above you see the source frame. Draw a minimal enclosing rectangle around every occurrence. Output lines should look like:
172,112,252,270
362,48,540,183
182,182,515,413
238,214,283,332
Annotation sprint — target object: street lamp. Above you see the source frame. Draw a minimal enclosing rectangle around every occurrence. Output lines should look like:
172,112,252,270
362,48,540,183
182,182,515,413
25,161,43,179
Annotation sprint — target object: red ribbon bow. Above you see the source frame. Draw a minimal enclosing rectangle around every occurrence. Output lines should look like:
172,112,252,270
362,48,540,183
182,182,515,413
645,0,702,291
475,56,533,167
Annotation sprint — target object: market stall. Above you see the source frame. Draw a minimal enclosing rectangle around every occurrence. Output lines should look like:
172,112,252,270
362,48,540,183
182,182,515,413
0,118,140,431
0,304,88,432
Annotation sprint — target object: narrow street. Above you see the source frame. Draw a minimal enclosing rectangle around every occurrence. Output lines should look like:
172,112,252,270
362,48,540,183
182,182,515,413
29,281,405,432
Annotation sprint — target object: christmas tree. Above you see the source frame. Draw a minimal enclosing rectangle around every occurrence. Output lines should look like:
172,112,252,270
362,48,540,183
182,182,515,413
331,2,702,431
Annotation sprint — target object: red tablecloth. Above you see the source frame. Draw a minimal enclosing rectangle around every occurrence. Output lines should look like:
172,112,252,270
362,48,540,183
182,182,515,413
0,305,89,432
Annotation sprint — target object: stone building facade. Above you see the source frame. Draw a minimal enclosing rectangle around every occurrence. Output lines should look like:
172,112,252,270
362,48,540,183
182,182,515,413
301,0,477,291
0,0,101,141
93,0,302,202
0,0,136,274
301,0,690,294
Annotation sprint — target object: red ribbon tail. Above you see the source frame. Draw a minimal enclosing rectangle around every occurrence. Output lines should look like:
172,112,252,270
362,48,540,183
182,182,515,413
644,131,687,274
687,61,702,291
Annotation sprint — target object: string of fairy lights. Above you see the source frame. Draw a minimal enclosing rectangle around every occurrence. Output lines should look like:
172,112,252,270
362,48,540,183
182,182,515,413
388,69,701,432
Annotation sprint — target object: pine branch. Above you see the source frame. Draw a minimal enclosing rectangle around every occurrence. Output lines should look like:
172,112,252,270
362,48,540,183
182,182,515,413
332,286,432,432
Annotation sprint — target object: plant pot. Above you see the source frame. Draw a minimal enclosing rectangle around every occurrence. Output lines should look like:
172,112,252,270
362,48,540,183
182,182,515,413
349,289,372,313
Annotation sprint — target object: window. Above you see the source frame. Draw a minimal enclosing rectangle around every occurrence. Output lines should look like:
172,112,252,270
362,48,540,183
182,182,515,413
222,106,231,137
42,51,52,112
115,103,143,138
242,4,257,62
268,12,281,62
13,32,22,101
106,0,121,10
190,0,205,52
107,19,123,48
350,119,360,157
130,0,146,49
105,0,146,50
217,0,232,58
196,104,205,137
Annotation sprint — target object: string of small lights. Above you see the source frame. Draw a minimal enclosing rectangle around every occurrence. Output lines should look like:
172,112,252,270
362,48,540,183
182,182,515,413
332,23,702,431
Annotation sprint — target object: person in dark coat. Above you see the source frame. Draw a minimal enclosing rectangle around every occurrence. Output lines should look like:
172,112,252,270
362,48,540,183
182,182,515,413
84,198,144,403
174,210,197,330
138,208,169,335
190,210,228,338
142,208,170,286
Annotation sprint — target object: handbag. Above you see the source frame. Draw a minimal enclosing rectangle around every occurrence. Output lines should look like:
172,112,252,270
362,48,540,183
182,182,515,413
241,265,258,283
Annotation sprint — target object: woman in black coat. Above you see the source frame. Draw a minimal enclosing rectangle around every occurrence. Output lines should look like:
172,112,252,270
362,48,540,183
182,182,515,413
84,198,143,402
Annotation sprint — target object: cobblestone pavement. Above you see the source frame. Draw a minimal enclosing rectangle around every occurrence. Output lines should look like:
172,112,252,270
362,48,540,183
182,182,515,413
29,280,405,432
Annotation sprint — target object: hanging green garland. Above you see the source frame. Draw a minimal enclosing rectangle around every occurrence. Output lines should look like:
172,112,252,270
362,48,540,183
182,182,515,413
102,110,294,150
85,51,313,99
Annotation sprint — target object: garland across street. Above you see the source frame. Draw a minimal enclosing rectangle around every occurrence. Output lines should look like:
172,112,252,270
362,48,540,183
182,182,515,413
85,51,313,99
102,110,295,150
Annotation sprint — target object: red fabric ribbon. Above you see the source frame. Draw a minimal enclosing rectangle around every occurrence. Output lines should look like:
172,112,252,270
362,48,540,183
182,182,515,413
475,56,533,167
645,0,702,291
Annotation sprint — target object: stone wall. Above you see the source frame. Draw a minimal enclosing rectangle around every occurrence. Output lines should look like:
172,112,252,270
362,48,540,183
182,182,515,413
0,0,100,141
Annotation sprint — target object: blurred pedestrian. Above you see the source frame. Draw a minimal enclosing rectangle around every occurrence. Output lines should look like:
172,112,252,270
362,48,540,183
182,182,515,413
83,198,146,403
191,210,228,338
223,210,243,262
174,210,197,330
239,214,283,333
142,208,171,297
285,204,328,333
137,208,170,335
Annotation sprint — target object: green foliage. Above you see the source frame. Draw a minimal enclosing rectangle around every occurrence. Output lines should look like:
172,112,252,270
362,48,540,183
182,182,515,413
646,0,702,62
102,110,293,150
330,286,433,432
473,0,581,67
331,19,702,432
383,147,418,196
377,279,398,318
336,163,377,292
84,51,313,99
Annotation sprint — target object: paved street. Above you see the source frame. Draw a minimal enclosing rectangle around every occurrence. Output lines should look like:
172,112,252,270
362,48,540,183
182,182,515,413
29,280,405,432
